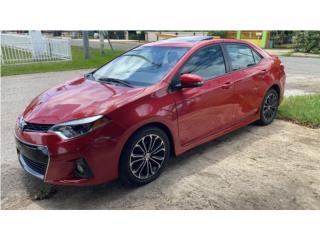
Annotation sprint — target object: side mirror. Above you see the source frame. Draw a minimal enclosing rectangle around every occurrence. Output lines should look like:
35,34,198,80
179,73,205,88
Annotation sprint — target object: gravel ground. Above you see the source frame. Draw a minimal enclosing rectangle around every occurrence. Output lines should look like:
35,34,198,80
1,57,320,210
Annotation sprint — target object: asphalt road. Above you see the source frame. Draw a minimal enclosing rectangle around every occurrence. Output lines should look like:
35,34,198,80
280,57,320,96
1,57,320,209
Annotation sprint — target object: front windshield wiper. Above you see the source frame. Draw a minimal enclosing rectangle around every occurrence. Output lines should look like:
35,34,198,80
124,54,162,68
97,77,134,88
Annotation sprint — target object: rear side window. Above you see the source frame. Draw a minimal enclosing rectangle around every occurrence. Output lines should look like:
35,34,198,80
181,45,226,80
224,44,256,71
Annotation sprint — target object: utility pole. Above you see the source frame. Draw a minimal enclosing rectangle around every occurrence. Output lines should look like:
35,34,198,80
99,31,105,55
82,31,90,59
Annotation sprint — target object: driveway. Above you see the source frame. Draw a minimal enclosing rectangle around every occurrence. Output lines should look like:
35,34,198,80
1,57,320,209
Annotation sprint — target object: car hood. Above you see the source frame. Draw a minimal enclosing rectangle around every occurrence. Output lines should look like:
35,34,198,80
22,77,145,124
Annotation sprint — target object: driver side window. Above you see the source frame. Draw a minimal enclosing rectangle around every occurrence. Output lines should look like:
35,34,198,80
180,45,226,80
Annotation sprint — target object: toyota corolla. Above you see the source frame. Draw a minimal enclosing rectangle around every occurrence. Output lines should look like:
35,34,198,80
15,36,285,186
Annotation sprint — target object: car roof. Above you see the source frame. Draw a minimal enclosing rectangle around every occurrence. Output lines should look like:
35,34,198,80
143,37,254,48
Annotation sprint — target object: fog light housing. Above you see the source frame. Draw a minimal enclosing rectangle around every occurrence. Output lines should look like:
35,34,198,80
74,159,93,179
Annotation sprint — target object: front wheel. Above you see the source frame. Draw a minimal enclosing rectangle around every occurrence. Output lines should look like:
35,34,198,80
257,88,279,125
119,126,171,186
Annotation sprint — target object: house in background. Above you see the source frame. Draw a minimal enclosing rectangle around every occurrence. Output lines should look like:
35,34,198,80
144,31,271,48
225,31,270,48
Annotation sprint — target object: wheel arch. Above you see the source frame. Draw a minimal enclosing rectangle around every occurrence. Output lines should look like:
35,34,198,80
270,84,281,99
261,83,281,106
125,122,176,156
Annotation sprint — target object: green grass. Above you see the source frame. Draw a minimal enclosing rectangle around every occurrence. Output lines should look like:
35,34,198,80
281,51,294,57
1,46,124,76
278,94,320,128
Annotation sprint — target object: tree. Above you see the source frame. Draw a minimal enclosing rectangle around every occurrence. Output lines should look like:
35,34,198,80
82,31,90,59
207,31,226,38
270,31,286,46
105,31,114,51
294,31,320,54
99,31,105,55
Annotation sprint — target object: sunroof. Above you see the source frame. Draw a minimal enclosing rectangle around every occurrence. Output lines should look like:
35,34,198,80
162,36,213,42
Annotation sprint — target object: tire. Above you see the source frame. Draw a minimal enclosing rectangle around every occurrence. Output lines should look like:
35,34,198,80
119,126,171,186
257,88,279,125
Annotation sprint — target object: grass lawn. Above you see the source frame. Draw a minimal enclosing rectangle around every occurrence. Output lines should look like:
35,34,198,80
277,94,320,128
1,46,124,76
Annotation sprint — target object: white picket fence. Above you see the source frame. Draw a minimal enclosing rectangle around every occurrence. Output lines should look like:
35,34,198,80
0,33,72,65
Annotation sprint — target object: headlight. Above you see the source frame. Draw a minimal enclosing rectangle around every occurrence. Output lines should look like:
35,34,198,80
49,115,110,139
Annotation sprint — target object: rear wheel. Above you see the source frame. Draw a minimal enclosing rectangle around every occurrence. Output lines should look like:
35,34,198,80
257,88,279,125
119,126,171,186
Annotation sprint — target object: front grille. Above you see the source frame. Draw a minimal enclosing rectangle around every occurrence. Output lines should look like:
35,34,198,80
23,155,48,175
16,138,49,179
23,122,53,132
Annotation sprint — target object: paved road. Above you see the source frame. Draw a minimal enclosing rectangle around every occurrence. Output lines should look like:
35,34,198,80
1,57,320,209
280,57,320,96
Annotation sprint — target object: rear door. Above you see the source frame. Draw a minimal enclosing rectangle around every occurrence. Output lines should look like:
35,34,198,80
173,44,235,146
222,43,265,121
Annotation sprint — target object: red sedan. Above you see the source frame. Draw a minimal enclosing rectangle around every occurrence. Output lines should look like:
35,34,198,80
15,36,285,186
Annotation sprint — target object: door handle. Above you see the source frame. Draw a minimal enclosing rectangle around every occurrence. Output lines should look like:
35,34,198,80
221,81,233,89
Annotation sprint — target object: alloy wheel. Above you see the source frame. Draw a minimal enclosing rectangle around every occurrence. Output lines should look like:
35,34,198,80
263,91,278,121
129,134,166,180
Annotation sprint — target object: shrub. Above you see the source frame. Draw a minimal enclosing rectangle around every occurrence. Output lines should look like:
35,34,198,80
207,31,227,38
294,31,320,54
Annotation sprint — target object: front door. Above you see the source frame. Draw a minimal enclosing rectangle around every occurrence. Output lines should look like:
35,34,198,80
173,44,235,146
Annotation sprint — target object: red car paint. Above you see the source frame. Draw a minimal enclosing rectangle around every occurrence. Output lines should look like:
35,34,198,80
15,38,285,186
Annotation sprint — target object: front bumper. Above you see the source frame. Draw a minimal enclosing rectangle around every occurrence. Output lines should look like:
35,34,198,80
15,120,125,186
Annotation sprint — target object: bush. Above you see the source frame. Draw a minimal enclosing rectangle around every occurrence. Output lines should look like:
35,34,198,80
207,31,227,38
294,31,320,54
129,31,145,41
270,31,286,46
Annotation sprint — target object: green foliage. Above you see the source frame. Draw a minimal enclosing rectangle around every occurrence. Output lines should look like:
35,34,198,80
207,31,227,38
270,31,286,45
294,31,320,53
278,94,320,128
129,31,145,40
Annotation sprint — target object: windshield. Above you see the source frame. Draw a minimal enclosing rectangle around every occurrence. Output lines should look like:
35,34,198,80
93,46,189,87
